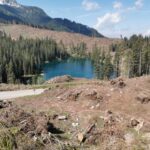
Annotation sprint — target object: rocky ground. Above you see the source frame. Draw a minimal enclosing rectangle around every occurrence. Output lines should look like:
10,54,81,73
0,75,150,150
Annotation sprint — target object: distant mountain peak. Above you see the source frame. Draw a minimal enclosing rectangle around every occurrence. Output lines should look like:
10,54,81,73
0,0,103,37
0,0,20,7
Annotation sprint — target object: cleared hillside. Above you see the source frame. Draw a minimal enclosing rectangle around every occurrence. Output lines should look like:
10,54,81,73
0,24,120,51
0,76,150,149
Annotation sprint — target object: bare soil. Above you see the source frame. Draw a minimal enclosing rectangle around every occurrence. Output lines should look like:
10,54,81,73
0,76,150,150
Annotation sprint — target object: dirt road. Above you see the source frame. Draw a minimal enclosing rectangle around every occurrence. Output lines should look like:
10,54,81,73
0,89,45,100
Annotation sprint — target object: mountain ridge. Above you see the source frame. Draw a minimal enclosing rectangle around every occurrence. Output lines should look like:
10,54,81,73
0,0,104,37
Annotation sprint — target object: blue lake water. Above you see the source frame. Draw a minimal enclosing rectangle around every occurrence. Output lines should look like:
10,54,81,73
43,58,95,80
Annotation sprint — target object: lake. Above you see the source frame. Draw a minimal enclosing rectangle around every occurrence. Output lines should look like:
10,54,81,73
43,58,95,80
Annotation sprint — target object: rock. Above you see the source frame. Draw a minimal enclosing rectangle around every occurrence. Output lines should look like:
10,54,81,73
131,119,140,127
58,115,67,120
46,75,73,84
77,133,84,143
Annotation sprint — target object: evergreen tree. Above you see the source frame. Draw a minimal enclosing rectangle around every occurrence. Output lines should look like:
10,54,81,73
103,52,113,79
0,32,69,83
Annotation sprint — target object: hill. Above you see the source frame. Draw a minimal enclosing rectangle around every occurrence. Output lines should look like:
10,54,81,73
0,23,119,51
0,0,103,37
0,75,150,149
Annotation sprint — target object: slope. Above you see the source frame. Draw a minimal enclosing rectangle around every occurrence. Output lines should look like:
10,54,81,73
0,1,103,37
0,23,119,52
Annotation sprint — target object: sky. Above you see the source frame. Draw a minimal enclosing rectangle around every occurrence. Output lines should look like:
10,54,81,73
17,0,150,38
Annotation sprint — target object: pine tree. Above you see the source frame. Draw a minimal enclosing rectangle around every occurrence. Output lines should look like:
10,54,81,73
6,62,15,83
103,52,113,79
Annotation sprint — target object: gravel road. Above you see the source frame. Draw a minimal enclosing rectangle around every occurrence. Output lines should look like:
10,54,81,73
0,89,45,100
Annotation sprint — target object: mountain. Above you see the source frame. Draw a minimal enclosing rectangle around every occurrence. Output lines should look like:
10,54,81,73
0,0,20,7
0,0,103,37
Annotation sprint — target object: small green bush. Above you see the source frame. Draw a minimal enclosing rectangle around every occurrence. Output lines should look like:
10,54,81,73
0,129,16,150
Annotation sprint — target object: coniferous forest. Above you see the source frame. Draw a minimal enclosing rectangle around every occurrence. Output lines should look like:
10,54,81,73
0,32,150,84
91,35,150,79
0,32,68,84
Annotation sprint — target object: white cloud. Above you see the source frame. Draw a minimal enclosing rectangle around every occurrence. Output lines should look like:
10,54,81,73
94,12,121,30
82,0,100,11
143,29,150,36
135,0,143,8
113,1,122,9
127,0,144,10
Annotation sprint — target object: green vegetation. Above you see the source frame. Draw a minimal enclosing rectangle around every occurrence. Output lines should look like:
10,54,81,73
0,32,89,84
0,4,103,37
91,44,113,79
113,35,150,77
0,32,149,84
70,42,87,58
0,32,68,84
0,122,17,150
91,35,150,79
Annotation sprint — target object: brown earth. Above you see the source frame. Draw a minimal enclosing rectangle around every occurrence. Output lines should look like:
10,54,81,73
0,24,120,52
45,75,74,84
0,76,150,149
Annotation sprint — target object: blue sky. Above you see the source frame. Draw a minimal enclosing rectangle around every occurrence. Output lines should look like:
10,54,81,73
17,0,150,38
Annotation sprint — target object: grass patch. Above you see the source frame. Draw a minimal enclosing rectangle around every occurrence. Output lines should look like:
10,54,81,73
126,128,150,150
0,123,17,150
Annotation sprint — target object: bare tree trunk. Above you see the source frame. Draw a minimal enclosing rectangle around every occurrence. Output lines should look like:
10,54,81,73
139,49,142,76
